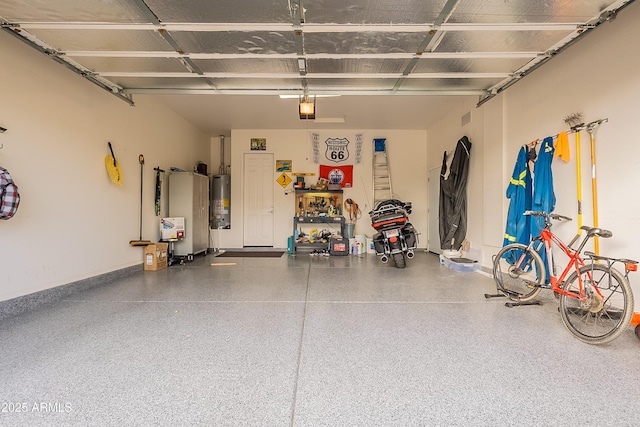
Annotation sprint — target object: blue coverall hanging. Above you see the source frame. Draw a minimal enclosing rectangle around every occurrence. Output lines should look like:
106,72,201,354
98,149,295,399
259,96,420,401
531,137,556,281
503,145,532,247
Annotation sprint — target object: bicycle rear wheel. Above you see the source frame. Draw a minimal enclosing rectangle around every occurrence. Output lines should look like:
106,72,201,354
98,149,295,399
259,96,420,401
559,264,634,345
493,243,545,302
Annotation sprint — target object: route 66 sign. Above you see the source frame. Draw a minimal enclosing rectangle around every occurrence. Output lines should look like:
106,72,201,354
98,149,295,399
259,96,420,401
324,138,350,163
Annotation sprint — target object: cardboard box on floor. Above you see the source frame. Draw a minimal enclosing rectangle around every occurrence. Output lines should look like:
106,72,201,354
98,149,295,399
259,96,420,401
144,242,168,271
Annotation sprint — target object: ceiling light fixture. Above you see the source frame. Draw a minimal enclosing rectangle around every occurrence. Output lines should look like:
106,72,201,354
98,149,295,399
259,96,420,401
299,95,315,120
297,57,307,73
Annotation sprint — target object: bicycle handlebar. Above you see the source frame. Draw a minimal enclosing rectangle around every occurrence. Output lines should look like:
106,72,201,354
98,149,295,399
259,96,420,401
523,211,572,222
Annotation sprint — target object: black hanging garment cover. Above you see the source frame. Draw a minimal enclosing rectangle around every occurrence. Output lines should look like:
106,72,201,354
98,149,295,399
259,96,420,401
439,136,472,251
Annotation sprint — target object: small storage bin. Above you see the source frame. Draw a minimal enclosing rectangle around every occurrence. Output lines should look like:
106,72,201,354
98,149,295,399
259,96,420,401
443,257,479,273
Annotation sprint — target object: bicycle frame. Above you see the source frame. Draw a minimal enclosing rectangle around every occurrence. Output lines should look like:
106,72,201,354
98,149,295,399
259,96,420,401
526,227,598,301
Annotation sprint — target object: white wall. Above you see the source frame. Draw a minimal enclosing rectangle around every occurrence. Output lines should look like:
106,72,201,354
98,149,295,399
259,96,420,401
0,31,210,302
217,129,427,249
428,1,640,302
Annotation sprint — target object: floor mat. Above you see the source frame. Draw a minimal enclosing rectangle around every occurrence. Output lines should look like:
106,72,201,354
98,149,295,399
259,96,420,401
216,251,284,258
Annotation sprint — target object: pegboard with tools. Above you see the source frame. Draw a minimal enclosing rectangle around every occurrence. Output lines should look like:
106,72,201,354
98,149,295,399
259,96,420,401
295,189,343,217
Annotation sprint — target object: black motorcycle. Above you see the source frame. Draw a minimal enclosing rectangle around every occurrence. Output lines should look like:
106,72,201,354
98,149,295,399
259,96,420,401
369,199,418,268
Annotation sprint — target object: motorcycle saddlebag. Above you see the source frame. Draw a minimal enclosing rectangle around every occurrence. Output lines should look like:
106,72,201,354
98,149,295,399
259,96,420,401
402,224,418,249
372,233,385,254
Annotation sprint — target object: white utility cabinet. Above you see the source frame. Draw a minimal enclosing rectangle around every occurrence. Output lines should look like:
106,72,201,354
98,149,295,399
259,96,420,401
169,172,209,258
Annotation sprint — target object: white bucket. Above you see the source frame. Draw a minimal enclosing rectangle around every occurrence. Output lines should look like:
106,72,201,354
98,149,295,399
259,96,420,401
442,249,461,259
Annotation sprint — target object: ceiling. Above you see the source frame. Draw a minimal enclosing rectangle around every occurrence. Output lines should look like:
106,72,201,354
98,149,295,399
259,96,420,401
0,0,635,136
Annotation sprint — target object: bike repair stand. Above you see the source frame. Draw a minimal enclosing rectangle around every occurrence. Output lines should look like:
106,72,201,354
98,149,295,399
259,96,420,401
166,238,185,266
484,291,542,308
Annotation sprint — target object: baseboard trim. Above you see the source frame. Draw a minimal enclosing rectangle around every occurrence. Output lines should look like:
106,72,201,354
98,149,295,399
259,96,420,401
0,264,142,321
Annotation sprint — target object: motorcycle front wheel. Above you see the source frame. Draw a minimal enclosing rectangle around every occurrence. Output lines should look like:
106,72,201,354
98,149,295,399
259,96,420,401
392,252,406,268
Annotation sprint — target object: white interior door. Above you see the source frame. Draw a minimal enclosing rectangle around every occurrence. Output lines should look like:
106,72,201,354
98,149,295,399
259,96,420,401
243,153,274,246
428,166,441,254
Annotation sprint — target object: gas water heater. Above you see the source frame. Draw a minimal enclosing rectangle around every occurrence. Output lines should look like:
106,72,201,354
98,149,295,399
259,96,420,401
211,174,230,229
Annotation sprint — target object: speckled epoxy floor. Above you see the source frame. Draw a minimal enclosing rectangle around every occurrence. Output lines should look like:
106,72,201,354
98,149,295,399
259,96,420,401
1,251,639,426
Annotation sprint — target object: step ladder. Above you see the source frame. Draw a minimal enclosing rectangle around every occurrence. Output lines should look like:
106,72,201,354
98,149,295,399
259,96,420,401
373,138,393,207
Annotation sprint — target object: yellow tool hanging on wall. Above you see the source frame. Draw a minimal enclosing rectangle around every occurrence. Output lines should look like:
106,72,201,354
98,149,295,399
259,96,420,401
564,113,585,238
563,114,608,255
586,118,608,255
105,141,123,186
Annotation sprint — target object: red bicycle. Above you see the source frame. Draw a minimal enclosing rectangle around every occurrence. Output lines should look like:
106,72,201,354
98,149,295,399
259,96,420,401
491,211,636,344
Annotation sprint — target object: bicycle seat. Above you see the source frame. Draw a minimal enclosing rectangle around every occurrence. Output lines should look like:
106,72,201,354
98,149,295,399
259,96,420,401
580,226,613,238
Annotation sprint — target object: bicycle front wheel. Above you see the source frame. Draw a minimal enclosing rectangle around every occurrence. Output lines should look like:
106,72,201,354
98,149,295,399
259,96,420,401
560,264,634,345
493,243,545,302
